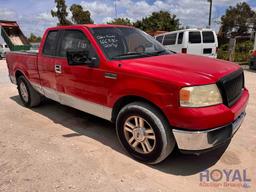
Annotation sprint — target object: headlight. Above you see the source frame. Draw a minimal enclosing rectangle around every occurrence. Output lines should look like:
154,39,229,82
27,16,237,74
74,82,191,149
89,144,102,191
180,84,222,107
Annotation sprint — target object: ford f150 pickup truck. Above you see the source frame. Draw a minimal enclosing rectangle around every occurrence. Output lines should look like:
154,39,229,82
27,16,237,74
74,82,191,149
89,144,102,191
6,25,249,164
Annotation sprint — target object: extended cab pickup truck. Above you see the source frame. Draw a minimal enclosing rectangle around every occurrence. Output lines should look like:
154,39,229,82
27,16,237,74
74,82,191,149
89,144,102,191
6,25,249,164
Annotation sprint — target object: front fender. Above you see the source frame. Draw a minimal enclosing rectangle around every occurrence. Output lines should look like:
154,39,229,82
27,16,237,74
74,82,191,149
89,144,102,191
108,76,178,110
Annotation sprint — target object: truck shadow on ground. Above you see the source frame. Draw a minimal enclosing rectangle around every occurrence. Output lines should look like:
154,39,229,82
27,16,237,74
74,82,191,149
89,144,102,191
11,95,229,176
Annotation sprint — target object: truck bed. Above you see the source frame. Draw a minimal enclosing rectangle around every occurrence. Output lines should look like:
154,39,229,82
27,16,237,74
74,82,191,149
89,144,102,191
6,51,40,85
8,50,38,56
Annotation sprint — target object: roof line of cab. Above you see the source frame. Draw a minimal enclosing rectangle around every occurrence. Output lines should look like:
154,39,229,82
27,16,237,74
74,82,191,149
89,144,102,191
46,24,134,31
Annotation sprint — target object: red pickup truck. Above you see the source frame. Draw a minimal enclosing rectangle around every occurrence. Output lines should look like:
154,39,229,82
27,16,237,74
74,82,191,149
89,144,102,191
6,25,249,164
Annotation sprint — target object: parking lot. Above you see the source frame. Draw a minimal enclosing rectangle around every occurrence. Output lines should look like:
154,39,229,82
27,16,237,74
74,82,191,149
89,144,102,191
0,59,255,192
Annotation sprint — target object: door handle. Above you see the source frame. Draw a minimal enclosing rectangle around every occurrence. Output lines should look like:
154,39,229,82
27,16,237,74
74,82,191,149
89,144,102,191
55,64,62,74
104,72,117,79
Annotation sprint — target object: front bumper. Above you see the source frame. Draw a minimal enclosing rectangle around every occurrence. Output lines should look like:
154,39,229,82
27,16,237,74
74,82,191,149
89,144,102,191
172,111,246,152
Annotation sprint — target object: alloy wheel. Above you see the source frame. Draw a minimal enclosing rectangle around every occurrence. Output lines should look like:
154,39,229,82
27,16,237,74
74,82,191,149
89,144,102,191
123,116,156,154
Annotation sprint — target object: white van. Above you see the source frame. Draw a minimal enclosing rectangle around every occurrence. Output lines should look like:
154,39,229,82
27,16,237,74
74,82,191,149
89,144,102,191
0,45,3,59
0,43,10,57
155,29,218,58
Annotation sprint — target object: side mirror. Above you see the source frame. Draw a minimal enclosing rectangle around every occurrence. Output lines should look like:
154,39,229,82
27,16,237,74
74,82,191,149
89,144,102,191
67,50,97,67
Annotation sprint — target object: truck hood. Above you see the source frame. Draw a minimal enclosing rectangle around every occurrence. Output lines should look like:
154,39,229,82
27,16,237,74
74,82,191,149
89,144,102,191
119,54,241,86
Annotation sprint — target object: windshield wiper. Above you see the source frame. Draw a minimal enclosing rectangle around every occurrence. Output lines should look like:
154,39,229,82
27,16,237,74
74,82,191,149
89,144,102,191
111,52,150,59
145,50,170,56
111,50,172,60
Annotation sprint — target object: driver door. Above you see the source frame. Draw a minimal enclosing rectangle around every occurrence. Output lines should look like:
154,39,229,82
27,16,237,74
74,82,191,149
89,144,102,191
54,29,109,119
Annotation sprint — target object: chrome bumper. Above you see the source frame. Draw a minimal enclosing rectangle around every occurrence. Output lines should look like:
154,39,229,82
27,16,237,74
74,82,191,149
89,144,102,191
172,112,246,151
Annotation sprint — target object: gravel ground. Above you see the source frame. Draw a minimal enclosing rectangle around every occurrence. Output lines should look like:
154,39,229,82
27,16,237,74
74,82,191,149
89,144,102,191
0,59,255,192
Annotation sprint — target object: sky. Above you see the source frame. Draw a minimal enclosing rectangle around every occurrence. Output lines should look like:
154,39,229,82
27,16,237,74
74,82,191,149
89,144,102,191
0,0,256,43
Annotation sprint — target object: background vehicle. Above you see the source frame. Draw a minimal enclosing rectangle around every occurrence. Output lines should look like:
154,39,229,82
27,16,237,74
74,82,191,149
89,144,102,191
30,42,40,51
2,43,10,52
6,25,248,164
0,44,3,59
0,43,10,59
155,28,218,58
1,43,10,57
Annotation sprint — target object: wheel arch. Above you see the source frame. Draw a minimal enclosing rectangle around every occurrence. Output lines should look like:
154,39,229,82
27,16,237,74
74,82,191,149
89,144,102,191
15,70,25,81
111,95,169,124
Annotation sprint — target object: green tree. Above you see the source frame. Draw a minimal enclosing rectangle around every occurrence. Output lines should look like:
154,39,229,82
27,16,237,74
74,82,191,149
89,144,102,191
28,33,42,43
220,2,256,38
133,11,180,32
51,0,72,26
70,4,94,24
107,18,133,26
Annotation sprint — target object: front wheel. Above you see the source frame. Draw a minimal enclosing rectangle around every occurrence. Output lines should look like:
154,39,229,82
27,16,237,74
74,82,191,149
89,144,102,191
116,102,176,164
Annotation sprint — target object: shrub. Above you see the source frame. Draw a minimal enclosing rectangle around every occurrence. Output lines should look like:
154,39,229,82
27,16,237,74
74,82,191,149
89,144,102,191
217,40,253,63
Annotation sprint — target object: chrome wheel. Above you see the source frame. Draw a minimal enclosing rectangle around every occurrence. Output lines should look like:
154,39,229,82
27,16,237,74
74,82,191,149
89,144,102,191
20,81,29,102
124,116,156,154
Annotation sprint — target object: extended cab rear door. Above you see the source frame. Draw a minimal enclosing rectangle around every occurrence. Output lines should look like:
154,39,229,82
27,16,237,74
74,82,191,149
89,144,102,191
37,30,60,102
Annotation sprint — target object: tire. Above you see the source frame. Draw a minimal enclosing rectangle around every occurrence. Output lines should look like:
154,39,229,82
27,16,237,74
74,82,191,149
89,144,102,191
17,76,42,107
116,102,176,164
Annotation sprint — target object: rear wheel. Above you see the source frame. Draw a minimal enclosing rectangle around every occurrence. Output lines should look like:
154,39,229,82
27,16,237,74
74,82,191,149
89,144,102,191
116,102,176,164
17,76,42,107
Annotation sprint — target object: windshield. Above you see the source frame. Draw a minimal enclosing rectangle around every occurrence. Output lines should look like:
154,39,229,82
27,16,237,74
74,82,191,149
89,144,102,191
91,27,171,60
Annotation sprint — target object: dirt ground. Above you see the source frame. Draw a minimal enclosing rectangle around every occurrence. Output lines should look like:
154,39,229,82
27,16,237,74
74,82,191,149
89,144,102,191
0,59,255,192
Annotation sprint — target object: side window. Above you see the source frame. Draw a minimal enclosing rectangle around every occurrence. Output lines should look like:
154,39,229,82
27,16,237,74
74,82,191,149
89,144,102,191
163,33,177,45
58,30,93,58
156,35,164,43
202,31,215,43
177,32,184,44
43,31,58,56
189,32,201,44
